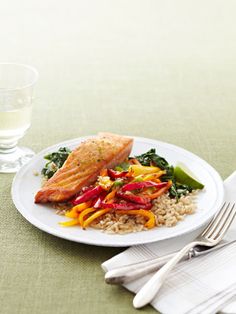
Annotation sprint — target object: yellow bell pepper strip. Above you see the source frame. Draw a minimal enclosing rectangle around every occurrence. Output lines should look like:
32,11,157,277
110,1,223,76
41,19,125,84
79,207,97,226
143,170,166,181
59,219,80,227
83,208,112,228
75,201,93,212
116,209,156,229
65,210,79,219
147,180,172,200
128,165,161,176
65,201,92,218
131,175,144,182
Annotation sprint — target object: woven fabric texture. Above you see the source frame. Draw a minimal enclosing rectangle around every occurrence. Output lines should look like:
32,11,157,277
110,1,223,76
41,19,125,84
0,1,236,313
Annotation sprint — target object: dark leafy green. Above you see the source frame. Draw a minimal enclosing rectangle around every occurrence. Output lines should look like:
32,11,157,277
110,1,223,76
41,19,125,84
135,148,193,201
169,183,193,199
42,147,71,179
135,148,169,169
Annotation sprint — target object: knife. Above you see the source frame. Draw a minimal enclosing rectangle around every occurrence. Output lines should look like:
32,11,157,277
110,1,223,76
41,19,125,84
104,240,235,284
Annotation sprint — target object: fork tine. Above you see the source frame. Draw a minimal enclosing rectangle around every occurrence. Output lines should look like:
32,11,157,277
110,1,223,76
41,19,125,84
206,203,234,239
211,203,236,241
201,202,227,237
205,203,232,238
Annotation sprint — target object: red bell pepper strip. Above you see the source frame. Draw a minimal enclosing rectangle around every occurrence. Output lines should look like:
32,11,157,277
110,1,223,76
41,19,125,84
121,181,168,192
72,185,104,205
70,186,94,204
107,168,128,179
81,186,94,193
93,192,107,208
117,191,151,205
99,201,152,210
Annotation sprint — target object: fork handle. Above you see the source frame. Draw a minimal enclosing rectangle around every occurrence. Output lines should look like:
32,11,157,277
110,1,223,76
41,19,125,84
133,241,200,308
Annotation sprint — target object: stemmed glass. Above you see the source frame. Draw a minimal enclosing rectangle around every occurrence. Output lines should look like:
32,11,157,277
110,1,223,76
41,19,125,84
0,63,38,173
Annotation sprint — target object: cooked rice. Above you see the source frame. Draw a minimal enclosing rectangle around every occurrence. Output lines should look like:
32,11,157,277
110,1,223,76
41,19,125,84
53,203,72,215
90,191,197,234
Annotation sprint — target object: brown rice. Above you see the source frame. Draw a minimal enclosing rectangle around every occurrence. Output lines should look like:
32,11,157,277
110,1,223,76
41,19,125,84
90,191,197,234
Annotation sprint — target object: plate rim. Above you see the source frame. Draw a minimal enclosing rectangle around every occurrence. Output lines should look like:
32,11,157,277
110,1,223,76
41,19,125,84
11,135,225,247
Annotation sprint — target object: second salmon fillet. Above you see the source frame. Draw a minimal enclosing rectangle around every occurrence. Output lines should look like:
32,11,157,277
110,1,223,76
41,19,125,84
35,133,133,203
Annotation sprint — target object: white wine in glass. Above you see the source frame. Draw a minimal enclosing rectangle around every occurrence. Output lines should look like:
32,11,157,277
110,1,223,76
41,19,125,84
0,63,38,173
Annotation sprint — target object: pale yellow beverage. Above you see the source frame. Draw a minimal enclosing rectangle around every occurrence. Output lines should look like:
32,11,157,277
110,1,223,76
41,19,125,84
0,63,38,172
0,106,32,149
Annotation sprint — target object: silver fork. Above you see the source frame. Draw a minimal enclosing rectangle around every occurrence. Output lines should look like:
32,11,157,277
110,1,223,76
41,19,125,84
133,202,236,308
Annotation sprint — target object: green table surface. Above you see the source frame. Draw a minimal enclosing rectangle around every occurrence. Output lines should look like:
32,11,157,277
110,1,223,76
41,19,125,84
1,1,236,313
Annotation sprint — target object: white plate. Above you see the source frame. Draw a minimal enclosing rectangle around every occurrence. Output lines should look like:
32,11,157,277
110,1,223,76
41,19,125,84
12,136,224,247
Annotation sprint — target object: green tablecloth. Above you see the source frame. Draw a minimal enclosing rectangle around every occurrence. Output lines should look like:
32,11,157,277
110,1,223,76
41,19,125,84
1,1,236,313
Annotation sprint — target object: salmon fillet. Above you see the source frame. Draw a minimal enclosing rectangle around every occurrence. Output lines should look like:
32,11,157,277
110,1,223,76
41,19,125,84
35,133,133,203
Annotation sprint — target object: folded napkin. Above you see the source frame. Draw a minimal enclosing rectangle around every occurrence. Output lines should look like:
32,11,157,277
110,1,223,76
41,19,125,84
102,171,236,314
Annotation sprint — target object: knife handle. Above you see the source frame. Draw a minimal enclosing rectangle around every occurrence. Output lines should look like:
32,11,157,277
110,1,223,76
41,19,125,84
104,251,187,284
104,241,233,285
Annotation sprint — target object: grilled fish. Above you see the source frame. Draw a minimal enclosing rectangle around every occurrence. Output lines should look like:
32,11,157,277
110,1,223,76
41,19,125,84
35,133,133,203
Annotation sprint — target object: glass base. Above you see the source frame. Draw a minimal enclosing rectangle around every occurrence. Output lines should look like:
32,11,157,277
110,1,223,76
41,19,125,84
0,146,35,173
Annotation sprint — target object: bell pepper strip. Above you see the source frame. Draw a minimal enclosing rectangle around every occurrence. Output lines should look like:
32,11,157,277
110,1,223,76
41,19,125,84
75,201,93,212
107,168,128,179
93,192,107,208
59,219,80,227
100,168,108,176
83,208,112,228
117,191,151,205
105,188,117,201
147,180,172,200
116,209,156,229
65,201,92,218
121,181,168,192
81,186,94,193
72,185,104,205
65,211,79,219
128,165,161,176
143,171,166,181
131,175,144,182
99,201,152,210
78,207,97,226
70,187,93,204
152,179,161,183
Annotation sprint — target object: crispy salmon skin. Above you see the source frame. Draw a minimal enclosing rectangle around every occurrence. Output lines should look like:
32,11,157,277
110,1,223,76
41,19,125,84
35,133,133,203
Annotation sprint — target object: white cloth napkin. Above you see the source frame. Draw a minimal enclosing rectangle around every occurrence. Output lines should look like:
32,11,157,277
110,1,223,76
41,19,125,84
102,171,236,314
